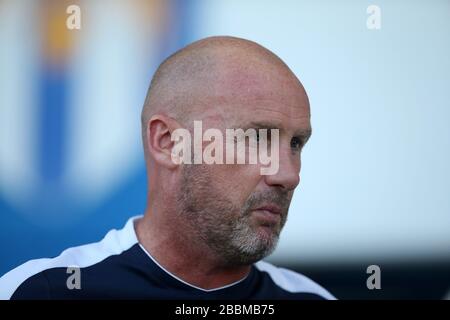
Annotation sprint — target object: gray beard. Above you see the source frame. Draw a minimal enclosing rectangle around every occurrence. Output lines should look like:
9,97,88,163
177,164,290,266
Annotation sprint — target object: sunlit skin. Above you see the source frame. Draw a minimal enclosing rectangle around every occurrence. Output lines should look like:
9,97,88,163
136,36,311,290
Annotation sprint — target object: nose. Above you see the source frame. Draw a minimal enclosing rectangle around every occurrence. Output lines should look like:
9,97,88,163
263,147,300,191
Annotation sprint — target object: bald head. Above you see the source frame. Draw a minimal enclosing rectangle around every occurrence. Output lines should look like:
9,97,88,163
141,36,307,154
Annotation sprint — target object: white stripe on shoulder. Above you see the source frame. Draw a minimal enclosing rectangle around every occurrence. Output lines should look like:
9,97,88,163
255,260,336,300
0,215,141,300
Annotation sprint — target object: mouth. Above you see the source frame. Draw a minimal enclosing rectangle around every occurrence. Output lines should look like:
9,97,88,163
254,204,282,215
252,204,282,226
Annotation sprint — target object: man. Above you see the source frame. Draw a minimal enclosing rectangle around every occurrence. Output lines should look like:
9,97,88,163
0,36,335,299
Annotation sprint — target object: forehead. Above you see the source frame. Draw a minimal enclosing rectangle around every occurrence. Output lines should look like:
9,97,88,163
212,82,310,133
226,101,311,138
198,99,310,141
193,54,310,131
226,62,307,111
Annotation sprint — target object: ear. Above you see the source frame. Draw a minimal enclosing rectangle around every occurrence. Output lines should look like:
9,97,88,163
145,115,180,169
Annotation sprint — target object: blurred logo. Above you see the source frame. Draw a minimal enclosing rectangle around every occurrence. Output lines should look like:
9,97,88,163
0,0,188,227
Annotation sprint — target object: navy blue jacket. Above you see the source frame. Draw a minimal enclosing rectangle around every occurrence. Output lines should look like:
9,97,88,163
0,216,335,300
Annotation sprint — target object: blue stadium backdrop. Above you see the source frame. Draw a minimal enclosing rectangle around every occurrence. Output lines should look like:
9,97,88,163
0,0,198,276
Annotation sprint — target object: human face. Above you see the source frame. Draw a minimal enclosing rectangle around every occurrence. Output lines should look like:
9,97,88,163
176,65,311,265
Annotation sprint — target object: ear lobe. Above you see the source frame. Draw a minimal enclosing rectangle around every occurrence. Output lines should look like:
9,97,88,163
146,115,179,169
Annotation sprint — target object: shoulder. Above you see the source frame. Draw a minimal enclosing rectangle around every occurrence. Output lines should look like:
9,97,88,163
0,216,139,300
254,260,336,300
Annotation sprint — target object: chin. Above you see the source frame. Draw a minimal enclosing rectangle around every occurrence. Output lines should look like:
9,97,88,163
247,231,279,259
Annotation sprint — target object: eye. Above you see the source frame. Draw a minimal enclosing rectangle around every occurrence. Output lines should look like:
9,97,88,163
290,137,302,150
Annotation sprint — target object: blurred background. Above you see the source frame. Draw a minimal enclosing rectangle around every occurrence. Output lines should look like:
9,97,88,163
0,0,449,299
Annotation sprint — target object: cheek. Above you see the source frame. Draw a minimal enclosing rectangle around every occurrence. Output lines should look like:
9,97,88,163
210,163,262,203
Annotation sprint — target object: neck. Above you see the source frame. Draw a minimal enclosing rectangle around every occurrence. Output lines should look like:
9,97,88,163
135,206,251,290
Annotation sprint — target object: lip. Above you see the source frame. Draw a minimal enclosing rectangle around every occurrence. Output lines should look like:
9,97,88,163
254,204,282,215
252,209,281,226
252,204,283,226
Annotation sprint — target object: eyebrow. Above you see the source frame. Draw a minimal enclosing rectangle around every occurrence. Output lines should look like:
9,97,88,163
239,120,312,142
